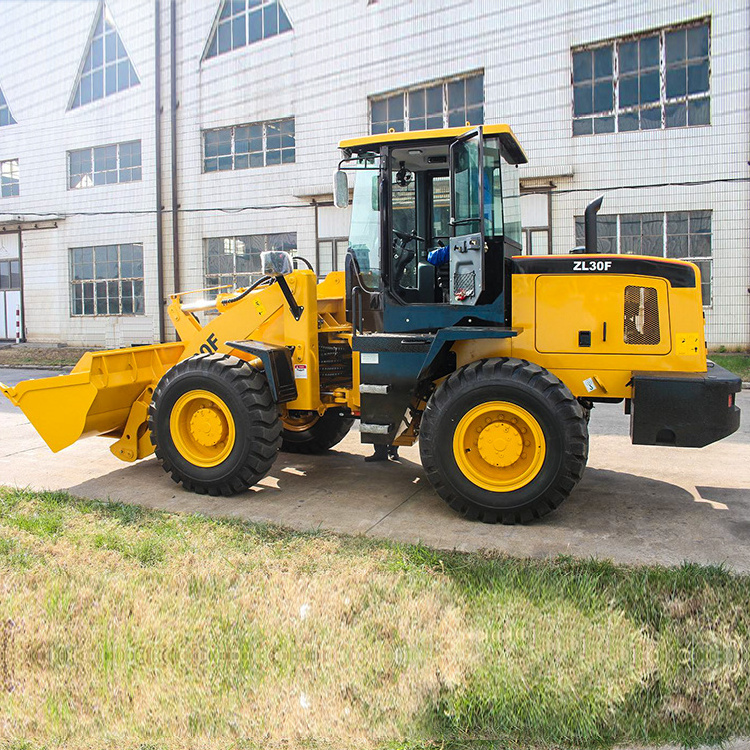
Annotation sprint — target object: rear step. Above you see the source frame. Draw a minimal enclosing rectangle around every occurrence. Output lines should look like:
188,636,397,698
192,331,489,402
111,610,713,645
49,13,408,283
359,423,393,435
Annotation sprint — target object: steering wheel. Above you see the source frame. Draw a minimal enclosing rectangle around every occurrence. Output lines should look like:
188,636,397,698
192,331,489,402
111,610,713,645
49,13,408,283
392,229,424,286
393,228,425,244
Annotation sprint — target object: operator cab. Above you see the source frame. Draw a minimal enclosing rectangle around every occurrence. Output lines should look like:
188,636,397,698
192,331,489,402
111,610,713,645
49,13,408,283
336,124,527,334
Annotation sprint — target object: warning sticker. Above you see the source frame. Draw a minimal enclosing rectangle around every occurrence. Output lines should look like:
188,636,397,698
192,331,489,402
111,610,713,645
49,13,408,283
294,364,308,379
583,377,597,393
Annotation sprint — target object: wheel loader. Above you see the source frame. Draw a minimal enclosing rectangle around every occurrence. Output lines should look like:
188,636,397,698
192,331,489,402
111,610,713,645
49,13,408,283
1,124,741,523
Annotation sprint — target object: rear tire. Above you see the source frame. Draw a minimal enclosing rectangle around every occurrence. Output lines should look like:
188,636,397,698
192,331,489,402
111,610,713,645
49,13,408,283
419,358,588,524
149,353,281,496
281,410,354,454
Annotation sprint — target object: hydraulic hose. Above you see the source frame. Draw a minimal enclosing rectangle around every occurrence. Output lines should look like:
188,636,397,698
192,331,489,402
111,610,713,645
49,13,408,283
218,275,273,307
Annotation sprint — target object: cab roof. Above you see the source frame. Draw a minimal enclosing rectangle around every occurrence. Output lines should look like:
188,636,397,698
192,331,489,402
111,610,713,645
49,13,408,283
338,123,528,165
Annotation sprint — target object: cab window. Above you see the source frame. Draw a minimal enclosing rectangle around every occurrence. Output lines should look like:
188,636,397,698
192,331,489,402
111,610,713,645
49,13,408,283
348,168,381,291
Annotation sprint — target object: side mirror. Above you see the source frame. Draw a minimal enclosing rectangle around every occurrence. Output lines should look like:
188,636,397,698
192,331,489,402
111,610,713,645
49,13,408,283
261,250,294,277
333,169,349,208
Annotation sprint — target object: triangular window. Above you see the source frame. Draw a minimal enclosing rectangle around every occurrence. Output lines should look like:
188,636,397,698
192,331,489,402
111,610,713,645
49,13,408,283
0,85,16,127
204,0,292,60
71,2,139,109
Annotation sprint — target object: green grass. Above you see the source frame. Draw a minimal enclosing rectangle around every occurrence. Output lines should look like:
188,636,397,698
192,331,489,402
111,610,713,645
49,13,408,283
710,352,750,381
1,487,749,750
0,346,93,368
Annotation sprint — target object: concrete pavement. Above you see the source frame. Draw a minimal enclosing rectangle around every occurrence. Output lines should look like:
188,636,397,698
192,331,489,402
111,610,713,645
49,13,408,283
1,367,748,571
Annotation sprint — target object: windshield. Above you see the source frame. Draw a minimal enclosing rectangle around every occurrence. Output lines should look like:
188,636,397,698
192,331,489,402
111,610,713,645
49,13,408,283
348,168,381,291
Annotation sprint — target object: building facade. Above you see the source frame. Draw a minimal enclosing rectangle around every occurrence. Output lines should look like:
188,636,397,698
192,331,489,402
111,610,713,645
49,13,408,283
0,0,747,348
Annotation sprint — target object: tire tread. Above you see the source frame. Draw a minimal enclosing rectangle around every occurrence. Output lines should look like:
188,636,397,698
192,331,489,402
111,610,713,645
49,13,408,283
149,353,281,495
419,358,588,524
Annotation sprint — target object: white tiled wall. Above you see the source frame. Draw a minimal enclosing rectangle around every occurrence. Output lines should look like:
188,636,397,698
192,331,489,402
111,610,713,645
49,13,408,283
0,0,747,346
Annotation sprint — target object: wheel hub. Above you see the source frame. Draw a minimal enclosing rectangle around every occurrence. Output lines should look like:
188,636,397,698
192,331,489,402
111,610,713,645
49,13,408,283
169,389,236,468
452,401,546,492
190,407,226,447
477,421,523,467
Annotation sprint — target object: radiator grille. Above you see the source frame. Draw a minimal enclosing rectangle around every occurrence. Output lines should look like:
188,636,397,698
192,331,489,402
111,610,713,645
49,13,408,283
624,285,660,345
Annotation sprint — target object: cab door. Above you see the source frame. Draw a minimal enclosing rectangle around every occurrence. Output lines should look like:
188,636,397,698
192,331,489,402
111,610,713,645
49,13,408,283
448,127,485,306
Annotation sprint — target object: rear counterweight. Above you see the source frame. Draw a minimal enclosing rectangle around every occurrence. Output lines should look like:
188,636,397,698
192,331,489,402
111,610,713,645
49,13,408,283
630,363,741,447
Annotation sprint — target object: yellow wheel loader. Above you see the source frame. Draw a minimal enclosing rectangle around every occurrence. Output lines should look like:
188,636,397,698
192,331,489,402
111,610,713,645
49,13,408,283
2,124,741,522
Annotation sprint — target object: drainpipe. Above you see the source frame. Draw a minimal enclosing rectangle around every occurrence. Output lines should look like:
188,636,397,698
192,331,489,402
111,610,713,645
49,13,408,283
312,199,319,274
154,0,166,341
170,0,180,293
17,228,25,342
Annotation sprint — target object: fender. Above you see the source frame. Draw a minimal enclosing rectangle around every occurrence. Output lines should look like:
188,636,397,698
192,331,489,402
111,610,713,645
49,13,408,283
226,340,298,403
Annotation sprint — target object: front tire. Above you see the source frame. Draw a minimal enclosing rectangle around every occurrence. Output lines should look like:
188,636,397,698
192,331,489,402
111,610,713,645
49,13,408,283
149,353,281,496
419,358,588,524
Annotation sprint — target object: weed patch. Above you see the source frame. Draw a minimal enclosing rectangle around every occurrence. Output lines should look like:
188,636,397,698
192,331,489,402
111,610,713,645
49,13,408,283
0,486,748,749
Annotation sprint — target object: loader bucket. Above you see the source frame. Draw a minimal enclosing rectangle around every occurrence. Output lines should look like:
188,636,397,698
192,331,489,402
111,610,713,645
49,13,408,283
0,342,185,453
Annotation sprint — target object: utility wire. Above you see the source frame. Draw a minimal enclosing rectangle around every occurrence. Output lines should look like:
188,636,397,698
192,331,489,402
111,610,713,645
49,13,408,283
1,176,749,220
524,176,750,195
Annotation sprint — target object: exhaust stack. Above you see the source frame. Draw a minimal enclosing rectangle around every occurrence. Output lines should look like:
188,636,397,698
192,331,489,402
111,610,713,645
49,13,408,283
584,195,604,254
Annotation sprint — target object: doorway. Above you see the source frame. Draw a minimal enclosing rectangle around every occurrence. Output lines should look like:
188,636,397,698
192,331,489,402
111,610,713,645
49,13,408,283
0,232,23,341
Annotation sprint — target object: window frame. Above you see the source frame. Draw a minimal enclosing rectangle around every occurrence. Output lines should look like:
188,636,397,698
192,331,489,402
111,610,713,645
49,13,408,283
571,18,710,136
0,159,19,198
316,237,349,277
0,259,21,290
202,0,293,62
574,210,713,306
68,140,142,190
202,118,295,173
203,233,298,297
0,87,16,127
70,2,140,110
69,243,145,317
369,71,484,135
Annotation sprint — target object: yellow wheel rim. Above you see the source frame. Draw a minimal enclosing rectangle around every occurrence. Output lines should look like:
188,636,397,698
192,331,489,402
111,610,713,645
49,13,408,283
452,401,546,492
169,389,236,468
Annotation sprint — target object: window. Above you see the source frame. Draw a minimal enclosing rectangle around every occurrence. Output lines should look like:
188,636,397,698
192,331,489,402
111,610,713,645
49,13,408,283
0,86,16,127
204,233,297,295
71,2,139,109
0,260,20,290
370,73,483,134
317,238,349,277
575,211,712,304
68,141,141,189
667,211,712,306
204,0,292,60
70,244,144,316
520,192,551,255
203,119,294,171
1,160,19,198
572,20,710,135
